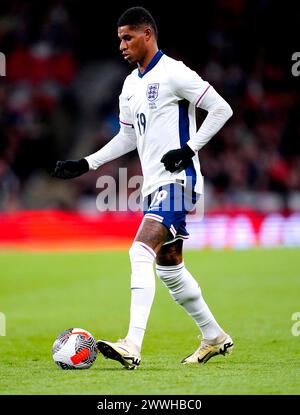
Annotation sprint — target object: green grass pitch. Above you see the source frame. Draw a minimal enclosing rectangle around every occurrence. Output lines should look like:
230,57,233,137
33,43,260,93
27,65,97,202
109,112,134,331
0,248,299,395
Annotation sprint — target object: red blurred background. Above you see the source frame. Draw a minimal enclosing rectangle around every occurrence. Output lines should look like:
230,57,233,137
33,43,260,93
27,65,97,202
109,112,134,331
0,0,299,249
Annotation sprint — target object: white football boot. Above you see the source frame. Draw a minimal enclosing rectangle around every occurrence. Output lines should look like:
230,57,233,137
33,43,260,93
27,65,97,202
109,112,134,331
97,338,141,370
181,333,234,365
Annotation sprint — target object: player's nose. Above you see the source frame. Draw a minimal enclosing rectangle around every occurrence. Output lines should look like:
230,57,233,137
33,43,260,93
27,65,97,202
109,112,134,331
119,40,127,51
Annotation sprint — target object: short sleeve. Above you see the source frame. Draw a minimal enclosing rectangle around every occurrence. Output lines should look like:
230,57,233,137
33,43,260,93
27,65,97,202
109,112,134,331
170,61,211,106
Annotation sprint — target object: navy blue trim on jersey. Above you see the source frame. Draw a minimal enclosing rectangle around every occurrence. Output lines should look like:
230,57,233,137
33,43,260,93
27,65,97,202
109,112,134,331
178,100,197,202
138,50,164,78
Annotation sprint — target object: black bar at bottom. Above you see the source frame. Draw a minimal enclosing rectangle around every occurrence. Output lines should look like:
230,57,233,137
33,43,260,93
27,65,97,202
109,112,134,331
0,395,299,413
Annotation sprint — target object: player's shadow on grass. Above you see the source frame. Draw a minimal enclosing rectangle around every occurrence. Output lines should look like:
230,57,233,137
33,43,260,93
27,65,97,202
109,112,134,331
95,366,189,372
94,366,169,372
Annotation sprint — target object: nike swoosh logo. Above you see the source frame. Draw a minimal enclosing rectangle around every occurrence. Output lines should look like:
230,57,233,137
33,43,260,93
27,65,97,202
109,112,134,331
174,160,182,168
127,95,134,101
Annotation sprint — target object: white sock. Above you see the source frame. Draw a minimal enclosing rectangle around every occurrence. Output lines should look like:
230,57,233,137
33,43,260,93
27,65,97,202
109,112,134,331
126,242,156,350
156,262,224,340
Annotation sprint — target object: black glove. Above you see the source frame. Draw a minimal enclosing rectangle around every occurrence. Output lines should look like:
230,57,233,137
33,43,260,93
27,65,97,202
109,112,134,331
160,144,195,173
51,158,89,179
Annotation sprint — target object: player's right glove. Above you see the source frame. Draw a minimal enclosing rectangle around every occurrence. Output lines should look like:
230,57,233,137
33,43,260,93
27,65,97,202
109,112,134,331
51,158,89,179
160,144,195,173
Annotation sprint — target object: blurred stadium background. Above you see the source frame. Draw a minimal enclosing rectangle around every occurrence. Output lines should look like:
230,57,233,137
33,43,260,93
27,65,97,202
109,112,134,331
1,0,300,397
0,0,299,249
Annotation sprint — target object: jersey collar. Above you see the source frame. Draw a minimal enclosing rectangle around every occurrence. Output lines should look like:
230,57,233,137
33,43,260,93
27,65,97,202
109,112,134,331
138,50,164,78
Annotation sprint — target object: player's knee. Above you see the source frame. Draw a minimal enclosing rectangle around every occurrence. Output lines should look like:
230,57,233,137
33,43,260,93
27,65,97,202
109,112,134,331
156,251,182,266
129,241,156,265
156,240,183,266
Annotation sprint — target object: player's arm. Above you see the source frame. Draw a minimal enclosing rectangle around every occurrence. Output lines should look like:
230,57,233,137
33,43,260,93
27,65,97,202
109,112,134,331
52,89,137,179
85,124,136,170
51,126,136,179
186,86,233,153
161,63,233,172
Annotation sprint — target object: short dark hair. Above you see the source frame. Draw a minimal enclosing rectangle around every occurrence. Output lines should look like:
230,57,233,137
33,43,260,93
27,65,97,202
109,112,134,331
117,7,158,39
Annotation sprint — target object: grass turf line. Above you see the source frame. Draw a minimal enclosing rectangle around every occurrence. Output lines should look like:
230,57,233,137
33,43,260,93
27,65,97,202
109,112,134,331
0,248,299,394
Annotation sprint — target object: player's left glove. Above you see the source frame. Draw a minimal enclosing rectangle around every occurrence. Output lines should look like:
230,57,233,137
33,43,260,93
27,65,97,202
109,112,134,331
51,158,89,179
160,144,195,173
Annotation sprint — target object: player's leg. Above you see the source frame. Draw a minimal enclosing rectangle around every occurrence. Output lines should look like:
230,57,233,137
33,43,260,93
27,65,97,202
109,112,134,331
97,218,170,369
156,239,226,341
125,218,170,350
156,240,233,364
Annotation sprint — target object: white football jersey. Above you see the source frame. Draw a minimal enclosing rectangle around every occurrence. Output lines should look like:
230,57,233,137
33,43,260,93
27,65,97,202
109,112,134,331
119,50,210,197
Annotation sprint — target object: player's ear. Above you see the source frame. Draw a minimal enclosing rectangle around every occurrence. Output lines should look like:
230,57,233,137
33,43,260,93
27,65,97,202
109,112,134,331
144,27,152,41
